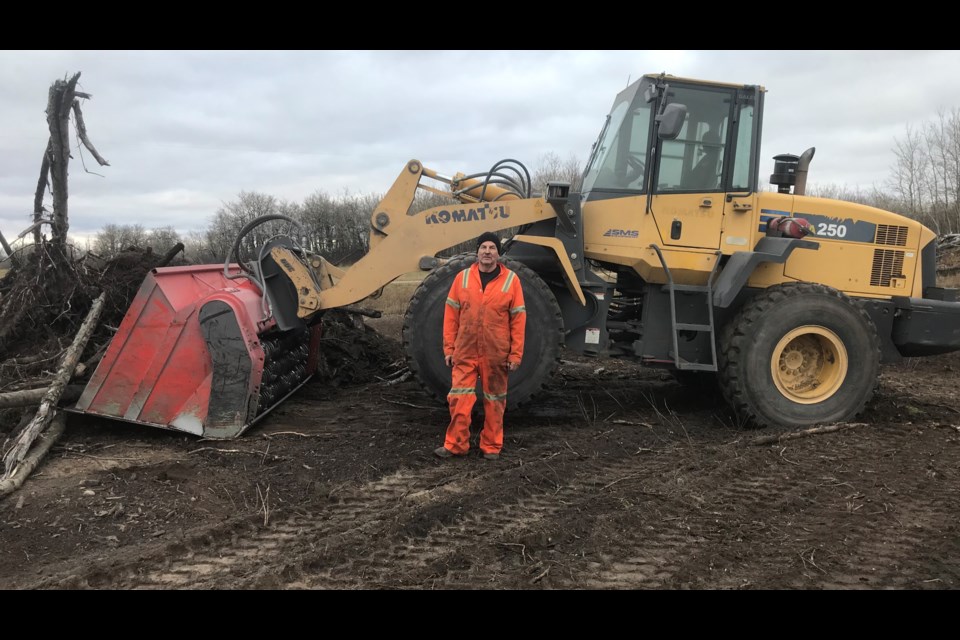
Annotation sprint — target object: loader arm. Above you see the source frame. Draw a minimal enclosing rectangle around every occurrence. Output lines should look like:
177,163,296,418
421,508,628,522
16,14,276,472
295,160,561,315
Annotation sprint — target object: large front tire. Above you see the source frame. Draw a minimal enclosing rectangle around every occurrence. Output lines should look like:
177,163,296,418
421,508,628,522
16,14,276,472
718,283,880,428
402,253,564,409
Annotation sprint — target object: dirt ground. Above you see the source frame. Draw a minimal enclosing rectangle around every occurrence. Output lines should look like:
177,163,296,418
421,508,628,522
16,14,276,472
1,314,958,590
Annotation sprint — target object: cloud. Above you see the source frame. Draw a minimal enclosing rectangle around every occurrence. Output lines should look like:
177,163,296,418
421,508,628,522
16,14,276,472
2,50,958,241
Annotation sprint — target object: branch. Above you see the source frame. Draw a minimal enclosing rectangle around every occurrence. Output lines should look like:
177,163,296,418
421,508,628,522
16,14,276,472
0,228,13,260
16,220,48,240
383,371,412,386
189,447,260,456
33,140,51,245
81,340,111,372
2,352,57,365
530,565,551,585
747,422,867,446
379,396,442,410
71,100,109,167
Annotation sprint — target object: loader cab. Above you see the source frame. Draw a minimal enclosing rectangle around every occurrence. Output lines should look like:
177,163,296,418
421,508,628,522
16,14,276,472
581,75,764,199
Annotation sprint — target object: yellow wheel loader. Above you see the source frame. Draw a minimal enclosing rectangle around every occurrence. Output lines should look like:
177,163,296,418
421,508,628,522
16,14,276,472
75,73,960,436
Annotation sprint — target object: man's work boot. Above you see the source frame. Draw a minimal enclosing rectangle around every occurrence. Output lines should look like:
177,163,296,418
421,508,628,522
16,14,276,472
483,452,500,461
434,446,455,458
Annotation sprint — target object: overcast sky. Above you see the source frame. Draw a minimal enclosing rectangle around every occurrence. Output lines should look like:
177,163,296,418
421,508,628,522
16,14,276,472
2,50,958,246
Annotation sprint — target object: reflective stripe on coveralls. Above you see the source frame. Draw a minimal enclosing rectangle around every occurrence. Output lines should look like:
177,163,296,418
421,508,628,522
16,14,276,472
442,263,526,454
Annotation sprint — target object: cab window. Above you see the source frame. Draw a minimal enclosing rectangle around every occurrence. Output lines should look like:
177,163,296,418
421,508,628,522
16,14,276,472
656,87,732,193
583,102,653,192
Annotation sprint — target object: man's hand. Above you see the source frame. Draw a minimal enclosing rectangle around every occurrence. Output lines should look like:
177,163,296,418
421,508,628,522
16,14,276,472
445,355,453,367
505,360,519,372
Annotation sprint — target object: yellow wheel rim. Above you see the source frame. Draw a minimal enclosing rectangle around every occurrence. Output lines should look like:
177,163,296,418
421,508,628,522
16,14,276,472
770,326,848,404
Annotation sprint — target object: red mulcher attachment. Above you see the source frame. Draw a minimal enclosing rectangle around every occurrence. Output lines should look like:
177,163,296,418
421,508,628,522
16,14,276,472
74,264,321,439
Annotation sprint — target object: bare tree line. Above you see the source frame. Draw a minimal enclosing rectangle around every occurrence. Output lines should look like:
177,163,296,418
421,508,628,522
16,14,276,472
887,108,960,234
83,153,583,264
92,224,181,258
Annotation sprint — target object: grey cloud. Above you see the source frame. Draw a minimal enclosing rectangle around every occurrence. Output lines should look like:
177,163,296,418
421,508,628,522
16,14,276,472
2,50,960,242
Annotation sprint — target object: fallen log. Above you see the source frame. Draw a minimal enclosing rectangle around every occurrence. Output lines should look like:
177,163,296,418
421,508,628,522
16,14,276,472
1,292,104,483
0,412,65,498
158,242,184,267
0,384,85,409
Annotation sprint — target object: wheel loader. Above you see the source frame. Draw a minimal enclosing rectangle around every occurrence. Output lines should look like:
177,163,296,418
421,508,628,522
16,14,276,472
73,73,960,437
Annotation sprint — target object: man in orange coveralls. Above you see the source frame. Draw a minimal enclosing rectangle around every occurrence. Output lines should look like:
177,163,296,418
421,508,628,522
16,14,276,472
434,232,526,461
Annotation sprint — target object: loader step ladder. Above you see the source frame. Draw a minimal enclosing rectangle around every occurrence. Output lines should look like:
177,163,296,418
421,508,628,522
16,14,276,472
649,244,722,372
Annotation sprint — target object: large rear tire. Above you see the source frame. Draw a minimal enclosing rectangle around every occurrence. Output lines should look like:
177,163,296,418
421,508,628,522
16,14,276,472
717,283,880,428
402,253,564,409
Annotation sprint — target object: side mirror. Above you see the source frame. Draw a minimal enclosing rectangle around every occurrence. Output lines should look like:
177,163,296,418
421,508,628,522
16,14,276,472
657,104,687,140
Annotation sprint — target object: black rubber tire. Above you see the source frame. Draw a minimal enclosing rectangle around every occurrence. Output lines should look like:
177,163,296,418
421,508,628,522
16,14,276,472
717,283,881,428
402,253,564,410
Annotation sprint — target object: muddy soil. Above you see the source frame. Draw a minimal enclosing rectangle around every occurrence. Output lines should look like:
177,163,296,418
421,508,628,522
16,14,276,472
0,317,958,590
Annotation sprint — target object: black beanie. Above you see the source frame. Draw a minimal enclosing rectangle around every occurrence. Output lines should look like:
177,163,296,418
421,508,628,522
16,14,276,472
476,231,502,254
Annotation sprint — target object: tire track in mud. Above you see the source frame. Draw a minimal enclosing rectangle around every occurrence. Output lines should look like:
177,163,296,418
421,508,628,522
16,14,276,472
30,417,958,589
291,492,566,589
291,447,710,589
292,476,578,588
126,465,477,589
34,435,609,588
349,371,925,594
776,425,960,589
53,431,750,589
25,424,596,588
551,455,790,589
689,424,960,589
28,465,459,589
165,446,590,588
545,425,960,589
71,445,687,588
792,499,954,589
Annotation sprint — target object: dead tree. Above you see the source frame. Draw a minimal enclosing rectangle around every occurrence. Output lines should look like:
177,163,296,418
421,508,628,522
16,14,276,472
36,71,110,250
0,72,110,347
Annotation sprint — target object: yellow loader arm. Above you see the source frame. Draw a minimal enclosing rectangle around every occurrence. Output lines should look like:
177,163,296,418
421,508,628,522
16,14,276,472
284,160,562,318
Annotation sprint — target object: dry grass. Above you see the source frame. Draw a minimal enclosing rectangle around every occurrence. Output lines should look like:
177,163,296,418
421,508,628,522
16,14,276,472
364,271,427,316
938,271,960,288
361,271,428,341
365,315,404,342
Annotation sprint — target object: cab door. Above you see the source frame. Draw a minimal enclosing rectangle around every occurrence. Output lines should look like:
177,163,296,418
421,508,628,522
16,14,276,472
649,84,738,250
720,91,763,250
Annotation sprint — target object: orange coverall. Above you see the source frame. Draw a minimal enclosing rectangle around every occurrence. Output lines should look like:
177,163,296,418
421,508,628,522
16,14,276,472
442,263,526,455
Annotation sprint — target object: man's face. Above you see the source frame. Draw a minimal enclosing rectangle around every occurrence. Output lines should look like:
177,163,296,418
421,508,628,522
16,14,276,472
477,240,499,269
